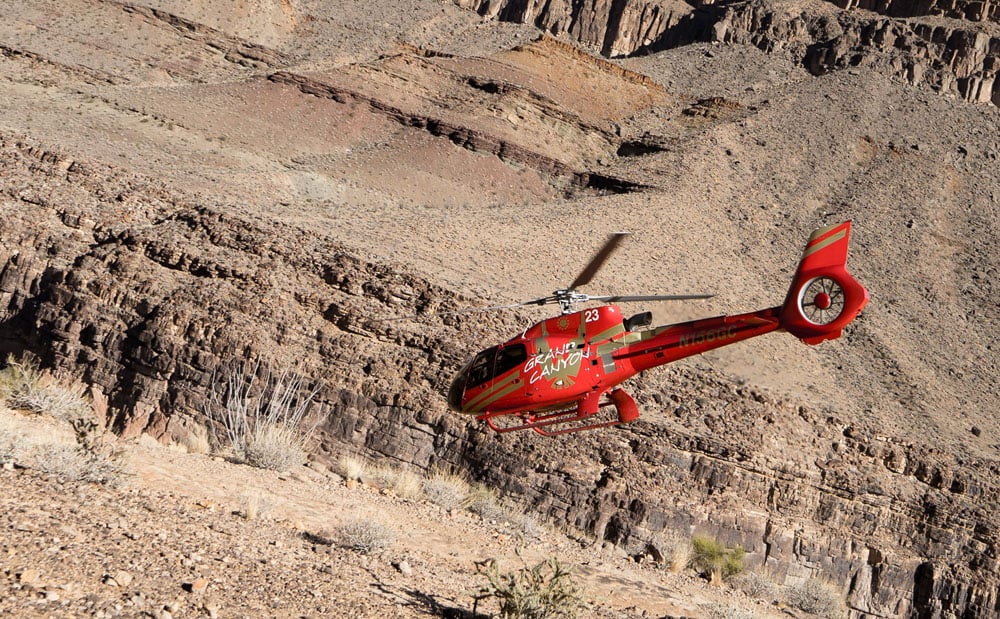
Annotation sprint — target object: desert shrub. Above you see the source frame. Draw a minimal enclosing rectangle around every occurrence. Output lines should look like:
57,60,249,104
0,356,90,421
702,602,756,619
647,531,692,572
243,422,307,472
390,468,424,500
509,512,543,540
701,602,757,619
337,518,395,554
464,485,507,522
472,556,582,619
337,454,367,481
35,442,125,487
785,578,846,618
204,358,320,471
240,489,275,521
691,535,745,581
422,471,471,510
0,357,124,484
733,570,779,600
0,415,24,466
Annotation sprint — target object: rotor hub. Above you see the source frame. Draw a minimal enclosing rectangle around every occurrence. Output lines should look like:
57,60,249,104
813,291,832,310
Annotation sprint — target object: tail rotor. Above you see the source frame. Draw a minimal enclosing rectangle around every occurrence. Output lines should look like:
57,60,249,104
780,221,869,344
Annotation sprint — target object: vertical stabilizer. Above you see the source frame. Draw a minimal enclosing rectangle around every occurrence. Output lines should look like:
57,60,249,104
779,221,870,345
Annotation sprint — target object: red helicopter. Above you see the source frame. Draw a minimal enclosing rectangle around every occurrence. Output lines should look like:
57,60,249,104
447,221,869,436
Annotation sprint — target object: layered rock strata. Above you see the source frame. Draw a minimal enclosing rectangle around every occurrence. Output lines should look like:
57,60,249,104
454,0,1000,106
2,135,999,617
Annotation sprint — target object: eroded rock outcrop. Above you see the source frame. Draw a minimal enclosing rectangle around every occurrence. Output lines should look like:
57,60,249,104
711,0,1000,106
2,135,999,617
454,0,698,56
455,0,1000,107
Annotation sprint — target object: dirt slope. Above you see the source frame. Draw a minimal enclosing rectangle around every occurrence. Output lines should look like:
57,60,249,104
2,0,999,616
0,406,776,618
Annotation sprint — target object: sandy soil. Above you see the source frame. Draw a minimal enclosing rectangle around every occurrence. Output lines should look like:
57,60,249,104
0,406,782,618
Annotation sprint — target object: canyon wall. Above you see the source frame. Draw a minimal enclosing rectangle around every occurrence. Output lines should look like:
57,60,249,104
454,0,1000,106
2,136,998,617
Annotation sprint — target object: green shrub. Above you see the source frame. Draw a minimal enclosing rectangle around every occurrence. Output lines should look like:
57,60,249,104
690,535,745,581
472,556,582,619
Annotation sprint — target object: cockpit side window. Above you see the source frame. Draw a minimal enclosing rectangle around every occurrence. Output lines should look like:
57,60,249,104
466,346,498,388
495,344,527,378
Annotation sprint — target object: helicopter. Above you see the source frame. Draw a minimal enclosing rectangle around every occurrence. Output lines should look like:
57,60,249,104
447,221,869,436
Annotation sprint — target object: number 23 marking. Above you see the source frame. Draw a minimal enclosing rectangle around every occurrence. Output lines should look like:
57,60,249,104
584,309,600,323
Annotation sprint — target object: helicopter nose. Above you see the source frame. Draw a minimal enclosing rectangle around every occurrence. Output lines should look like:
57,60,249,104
447,369,467,412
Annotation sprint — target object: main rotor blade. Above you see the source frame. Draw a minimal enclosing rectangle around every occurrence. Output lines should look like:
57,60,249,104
588,294,715,303
440,295,557,315
569,232,630,290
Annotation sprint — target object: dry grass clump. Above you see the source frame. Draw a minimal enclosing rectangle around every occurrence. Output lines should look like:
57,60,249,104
472,556,582,619
0,414,25,467
464,485,507,522
337,454,366,481
647,531,692,572
422,471,471,510
337,517,395,554
733,570,779,600
243,423,307,472
701,602,758,619
240,489,275,521
390,468,424,500
0,356,90,421
785,578,846,618
205,358,320,472
508,512,543,540
179,424,211,455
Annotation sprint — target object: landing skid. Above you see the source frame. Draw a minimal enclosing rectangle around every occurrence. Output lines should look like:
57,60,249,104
476,389,640,437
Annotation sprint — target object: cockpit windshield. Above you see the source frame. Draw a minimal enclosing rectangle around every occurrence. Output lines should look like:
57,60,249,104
467,346,498,388
447,343,528,412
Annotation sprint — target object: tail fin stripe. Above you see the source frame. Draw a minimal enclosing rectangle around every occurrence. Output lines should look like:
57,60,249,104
803,228,847,258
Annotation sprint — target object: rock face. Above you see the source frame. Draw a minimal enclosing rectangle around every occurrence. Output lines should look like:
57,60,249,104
3,133,1000,618
454,0,697,56
454,0,1000,106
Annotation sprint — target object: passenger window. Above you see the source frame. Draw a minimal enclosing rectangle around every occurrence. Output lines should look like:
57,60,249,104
495,344,527,377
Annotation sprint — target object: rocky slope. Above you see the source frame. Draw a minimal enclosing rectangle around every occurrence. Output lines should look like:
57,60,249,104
455,0,1000,106
2,0,1000,617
